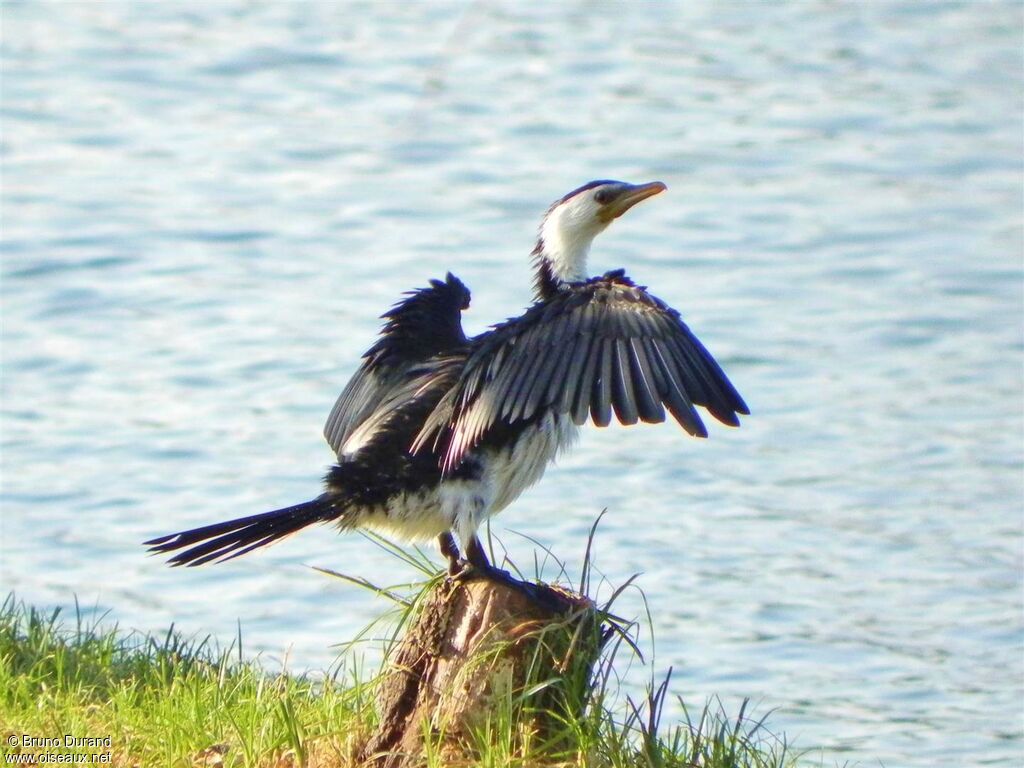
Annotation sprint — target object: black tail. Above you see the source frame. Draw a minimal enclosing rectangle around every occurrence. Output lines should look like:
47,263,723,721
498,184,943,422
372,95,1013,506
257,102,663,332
144,495,338,567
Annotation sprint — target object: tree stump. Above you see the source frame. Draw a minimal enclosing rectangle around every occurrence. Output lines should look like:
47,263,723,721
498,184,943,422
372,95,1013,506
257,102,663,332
359,573,603,767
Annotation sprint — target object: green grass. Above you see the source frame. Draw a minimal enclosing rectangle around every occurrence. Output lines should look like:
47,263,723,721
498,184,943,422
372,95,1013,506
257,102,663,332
0,594,372,766
0,534,803,767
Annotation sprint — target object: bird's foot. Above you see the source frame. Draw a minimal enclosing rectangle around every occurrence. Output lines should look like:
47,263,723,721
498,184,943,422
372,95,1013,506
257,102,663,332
449,558,566,610
449,557,514,584
441,536,571,611
444,535,511,582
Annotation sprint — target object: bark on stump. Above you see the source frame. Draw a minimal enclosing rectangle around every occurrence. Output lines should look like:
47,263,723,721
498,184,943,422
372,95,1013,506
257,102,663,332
359,574,602,767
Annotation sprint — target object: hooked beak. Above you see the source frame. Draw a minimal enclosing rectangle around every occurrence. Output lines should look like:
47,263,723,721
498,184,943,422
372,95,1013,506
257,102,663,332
598,181,667,222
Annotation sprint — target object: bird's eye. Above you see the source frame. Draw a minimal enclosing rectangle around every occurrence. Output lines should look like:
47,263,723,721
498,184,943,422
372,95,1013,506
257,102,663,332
594,188,612,204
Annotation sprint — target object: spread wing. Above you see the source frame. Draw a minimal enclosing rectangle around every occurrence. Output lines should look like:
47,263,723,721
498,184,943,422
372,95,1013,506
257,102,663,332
324,365,392,457
325,363,423,457
334,355,465,457
414,271,749,473
324,273,470,457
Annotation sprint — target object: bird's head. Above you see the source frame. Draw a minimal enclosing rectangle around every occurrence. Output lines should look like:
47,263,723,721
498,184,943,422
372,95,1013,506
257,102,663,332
533,180,666,298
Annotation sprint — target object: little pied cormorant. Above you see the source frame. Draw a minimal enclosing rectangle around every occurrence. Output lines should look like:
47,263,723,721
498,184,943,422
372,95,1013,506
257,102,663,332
146,180,749,573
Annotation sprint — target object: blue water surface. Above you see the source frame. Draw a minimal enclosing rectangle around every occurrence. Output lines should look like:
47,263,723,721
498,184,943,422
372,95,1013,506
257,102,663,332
2,3,1022,766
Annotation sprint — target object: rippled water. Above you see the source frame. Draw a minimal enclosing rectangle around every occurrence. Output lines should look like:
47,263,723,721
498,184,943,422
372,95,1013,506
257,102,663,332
2,2,1022,766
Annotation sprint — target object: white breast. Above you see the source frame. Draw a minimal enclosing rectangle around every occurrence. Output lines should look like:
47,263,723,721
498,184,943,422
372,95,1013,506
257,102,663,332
439,412,579,546
345,413,579,548
485,413,580,513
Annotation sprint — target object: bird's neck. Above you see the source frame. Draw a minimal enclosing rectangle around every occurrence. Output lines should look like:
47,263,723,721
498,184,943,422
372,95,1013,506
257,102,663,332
531,218,593,301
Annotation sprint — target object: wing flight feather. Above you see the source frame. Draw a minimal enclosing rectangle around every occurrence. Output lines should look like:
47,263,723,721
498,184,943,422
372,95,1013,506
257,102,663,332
414,273,749,472
324,274,470,458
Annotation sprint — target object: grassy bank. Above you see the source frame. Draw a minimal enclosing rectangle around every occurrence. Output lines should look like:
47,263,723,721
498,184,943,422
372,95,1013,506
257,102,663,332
0,569,800,767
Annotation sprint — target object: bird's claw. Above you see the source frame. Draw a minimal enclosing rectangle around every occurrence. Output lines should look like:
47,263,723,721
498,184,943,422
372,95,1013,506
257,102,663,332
449,559,511,581
440,535,536,598
447,559,541,596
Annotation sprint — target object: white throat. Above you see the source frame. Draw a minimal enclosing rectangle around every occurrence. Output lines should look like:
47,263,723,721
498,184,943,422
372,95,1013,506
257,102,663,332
537,203,606,284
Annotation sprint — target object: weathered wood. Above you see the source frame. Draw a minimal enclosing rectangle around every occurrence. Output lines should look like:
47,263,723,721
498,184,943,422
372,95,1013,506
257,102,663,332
359,574,602,767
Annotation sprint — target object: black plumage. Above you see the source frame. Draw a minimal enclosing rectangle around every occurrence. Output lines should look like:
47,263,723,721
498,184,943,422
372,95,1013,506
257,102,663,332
324,272,469,456
146,179,749,574
146,275,472,566
414,270,748,474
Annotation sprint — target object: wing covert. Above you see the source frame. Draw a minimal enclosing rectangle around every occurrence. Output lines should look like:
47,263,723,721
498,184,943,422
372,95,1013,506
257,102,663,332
414,272,749,472
324,273,470,458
